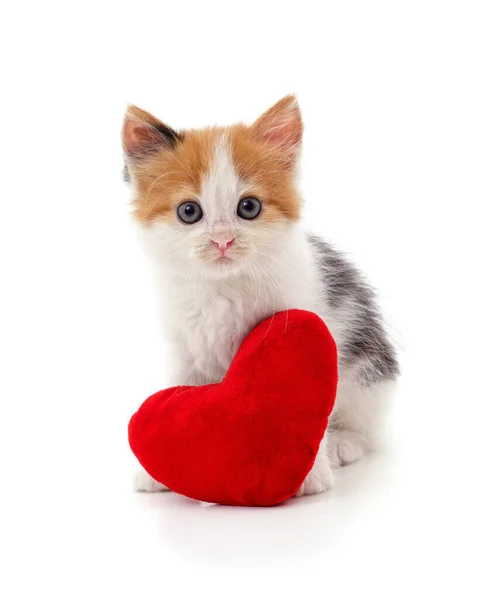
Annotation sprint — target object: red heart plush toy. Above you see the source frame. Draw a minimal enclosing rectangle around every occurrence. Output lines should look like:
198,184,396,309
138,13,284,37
129,309,338,506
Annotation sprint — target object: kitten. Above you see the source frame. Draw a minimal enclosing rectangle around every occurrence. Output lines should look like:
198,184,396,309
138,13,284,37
123,96,399,497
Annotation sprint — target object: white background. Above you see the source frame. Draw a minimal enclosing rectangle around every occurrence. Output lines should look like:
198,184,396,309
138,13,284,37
1,1,497,598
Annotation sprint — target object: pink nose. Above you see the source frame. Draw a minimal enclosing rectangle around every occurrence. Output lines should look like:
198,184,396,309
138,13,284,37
210,236,235,255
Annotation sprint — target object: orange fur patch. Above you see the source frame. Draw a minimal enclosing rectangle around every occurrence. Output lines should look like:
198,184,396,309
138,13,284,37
128,128,218,223
229,124,301,222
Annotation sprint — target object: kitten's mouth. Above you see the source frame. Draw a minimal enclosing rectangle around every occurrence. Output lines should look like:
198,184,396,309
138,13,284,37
215,255,232,263
209,252,241,269
203,244,246,269
211,248,235,263
203,251,247,275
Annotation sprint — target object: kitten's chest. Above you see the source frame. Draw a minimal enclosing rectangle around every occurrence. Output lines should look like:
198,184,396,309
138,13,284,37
174,285,263,380
167,268,323,381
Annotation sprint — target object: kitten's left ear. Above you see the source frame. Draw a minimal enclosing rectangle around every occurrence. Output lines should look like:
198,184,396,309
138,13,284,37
122,105,182,158
250,95,303,161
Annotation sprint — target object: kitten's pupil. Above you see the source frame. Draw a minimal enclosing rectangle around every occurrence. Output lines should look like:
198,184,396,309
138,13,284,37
185,204,195,215
243,200,254,211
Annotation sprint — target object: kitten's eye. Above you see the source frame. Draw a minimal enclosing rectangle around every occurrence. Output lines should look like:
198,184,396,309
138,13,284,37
237,197,262,220
177,201,203,224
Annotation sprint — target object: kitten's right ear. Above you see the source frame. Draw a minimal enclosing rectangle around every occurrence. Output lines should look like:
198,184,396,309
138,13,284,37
250,95,302,161
122,105,183,158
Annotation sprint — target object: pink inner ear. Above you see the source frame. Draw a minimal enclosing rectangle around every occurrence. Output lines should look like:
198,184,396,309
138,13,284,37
252,101,303,155
263,117,302,150
123,120,163,156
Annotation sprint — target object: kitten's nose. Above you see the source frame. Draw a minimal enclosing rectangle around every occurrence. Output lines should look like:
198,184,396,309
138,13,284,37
210,235,235,255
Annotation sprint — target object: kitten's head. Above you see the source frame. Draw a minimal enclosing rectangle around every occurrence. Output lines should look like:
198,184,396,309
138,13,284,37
122,96,303,277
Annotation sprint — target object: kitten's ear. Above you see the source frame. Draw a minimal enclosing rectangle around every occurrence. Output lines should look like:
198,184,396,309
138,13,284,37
122,105,182,158
250,95,303,159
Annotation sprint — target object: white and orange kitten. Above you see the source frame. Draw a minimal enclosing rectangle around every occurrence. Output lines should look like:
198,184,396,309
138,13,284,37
123,96,399,497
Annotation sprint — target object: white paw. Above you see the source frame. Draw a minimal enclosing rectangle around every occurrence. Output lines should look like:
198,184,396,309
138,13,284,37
328,431,367,468
133,468,169,493
296,464,334,497
296,439,334,497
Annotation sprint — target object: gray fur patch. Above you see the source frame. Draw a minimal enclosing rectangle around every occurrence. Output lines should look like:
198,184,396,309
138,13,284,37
308,234,399,386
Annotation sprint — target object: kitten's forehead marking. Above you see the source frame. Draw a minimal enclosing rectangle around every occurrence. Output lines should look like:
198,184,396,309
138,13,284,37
200,134,246,226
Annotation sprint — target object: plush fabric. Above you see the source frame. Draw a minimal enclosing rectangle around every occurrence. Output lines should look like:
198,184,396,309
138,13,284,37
128,309,338,507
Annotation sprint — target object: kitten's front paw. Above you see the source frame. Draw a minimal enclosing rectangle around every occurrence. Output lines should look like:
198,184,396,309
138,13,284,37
296,464,334,497
133,468,169,493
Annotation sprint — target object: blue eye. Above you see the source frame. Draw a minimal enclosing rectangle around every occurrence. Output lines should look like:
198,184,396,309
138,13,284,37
177,201,203,224
237,197,262,220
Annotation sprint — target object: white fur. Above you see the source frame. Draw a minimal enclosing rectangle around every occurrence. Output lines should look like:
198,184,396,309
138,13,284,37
133,468,169,493
132,136,395,497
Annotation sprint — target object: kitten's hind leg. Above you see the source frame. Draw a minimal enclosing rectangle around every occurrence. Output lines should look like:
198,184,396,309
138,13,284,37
327,429,368,468
326,378,397,468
